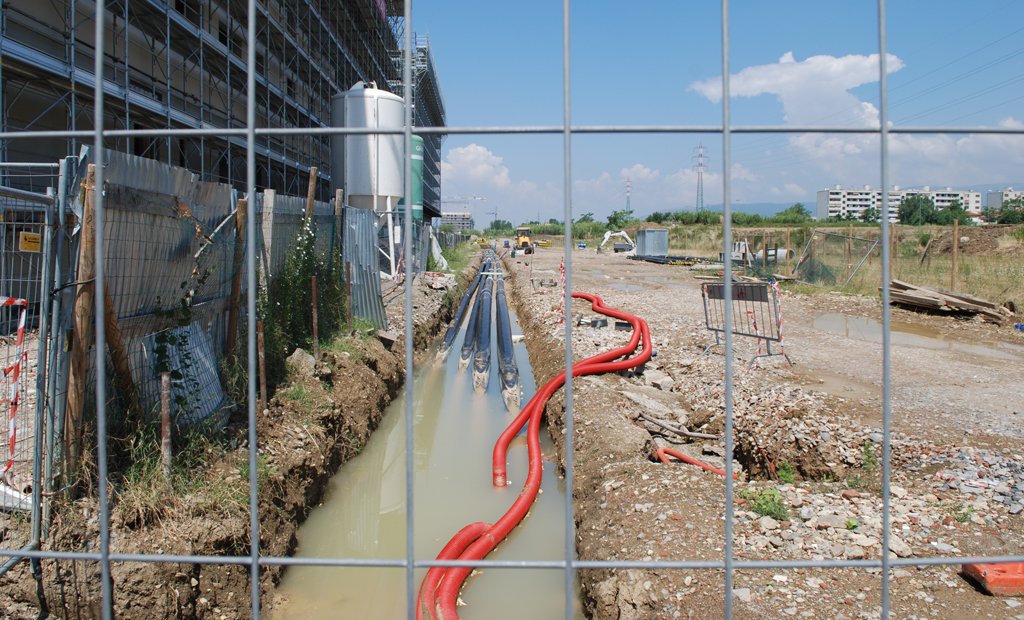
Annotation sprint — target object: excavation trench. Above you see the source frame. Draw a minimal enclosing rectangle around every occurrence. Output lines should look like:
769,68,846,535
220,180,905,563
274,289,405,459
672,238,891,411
273,300,584,618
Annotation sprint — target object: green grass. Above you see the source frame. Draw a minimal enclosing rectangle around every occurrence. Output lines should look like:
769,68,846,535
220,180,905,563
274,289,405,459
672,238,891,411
441,241,476,274
740,488,790,522
115,427,247,527
845,518,860,530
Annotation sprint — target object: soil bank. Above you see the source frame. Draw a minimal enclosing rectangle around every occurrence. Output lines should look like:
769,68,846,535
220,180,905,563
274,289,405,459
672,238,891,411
0,258,480,620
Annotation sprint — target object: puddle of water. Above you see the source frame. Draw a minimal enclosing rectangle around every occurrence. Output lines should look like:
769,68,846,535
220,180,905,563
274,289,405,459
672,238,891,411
607,283,645,292
274,311,582,619
809,313,1024,361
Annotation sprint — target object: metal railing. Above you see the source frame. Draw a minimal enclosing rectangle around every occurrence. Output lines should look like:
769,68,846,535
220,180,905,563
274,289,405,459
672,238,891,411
0,1,1021,620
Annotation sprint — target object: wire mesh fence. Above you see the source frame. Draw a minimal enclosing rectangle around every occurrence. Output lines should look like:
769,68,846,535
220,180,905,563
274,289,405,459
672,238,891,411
793,229,880,290
0,1,1021,620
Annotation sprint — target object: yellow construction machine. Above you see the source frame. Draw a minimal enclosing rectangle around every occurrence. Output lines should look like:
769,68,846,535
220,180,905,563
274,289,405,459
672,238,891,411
515,227,534,254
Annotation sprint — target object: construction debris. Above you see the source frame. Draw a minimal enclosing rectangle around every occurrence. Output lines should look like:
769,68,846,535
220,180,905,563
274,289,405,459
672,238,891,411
887,279,1014,324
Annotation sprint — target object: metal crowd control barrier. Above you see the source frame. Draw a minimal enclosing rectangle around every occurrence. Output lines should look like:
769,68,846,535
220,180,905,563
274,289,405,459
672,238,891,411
701,281,793,369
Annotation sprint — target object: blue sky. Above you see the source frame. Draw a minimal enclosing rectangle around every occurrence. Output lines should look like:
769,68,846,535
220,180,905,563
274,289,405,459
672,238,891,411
413,1,1024,225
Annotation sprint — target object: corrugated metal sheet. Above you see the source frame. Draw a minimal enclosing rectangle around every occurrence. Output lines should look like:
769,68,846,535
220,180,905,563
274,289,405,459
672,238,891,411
343,207,388,329
636,229,669,257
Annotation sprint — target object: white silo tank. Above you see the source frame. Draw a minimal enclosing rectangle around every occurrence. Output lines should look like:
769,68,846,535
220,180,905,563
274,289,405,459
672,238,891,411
330,81,405,211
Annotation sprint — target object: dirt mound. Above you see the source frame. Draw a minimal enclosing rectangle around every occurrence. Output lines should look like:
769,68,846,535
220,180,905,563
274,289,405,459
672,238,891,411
932,224,1023,256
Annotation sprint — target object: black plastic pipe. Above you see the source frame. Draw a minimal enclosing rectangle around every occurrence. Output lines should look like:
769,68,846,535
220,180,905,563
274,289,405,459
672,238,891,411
494,277,520,411
435,267,483,365
471,273,494,394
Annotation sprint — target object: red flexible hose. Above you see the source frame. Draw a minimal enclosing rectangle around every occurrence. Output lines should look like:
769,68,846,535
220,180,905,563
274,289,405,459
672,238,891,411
655,446,738,479
416,522,492,620
424,293,652,619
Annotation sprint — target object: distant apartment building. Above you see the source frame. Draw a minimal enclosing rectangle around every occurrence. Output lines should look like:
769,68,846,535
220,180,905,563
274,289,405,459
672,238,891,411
816,185,983,222
441,212,475,231
986,188,1023,210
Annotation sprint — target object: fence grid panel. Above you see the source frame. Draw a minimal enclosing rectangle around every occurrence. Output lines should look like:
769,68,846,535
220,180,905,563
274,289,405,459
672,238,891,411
0,2,1019,620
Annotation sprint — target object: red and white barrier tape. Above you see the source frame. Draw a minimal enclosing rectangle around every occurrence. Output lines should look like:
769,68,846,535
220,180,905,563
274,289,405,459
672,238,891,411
0,296,28,478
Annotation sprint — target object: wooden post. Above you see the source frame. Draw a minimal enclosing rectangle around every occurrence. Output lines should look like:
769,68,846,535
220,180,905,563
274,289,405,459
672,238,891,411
225,198,247,366
104,288,140,418
311,276,319,360
257,320,267,413
304,166,318,221
345,262,353,332
160,372,172,483
891,228,897,281
951,219,959,291
762,229,768,269
67,164,97,477
786,228,791,273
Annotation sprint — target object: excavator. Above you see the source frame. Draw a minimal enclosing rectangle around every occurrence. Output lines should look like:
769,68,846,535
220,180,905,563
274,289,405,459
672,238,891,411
598,230,635,254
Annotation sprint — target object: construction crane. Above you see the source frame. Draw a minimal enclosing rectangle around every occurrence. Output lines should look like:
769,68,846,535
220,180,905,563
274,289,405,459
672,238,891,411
440,195,487,223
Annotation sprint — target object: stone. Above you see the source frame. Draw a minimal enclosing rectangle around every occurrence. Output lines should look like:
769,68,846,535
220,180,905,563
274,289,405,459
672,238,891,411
868,433,884,443
841,489,861,500
830,544,845,557
890,485,907,499
644,369,672,390
799,506,814,521
731,588,751,603
845,545,866,559
759,516,780,531
1009,504,1023,515
784,608,797,616
816,515,844,530
286,348,316,376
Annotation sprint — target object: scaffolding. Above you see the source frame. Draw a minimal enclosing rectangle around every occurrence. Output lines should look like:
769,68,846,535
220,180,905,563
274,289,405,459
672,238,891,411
390,32,445,216
0,0,441,202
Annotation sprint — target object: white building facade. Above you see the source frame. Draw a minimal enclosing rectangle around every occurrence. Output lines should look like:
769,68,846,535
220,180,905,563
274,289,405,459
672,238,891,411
441,212,475,231
986,188,1023,210
816,185,983,222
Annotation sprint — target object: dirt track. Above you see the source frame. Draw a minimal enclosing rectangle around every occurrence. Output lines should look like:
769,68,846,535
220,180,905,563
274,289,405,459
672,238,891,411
507,244,1024,620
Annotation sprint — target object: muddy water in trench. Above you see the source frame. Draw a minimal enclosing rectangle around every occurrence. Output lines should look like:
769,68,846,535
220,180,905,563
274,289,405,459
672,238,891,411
274,310,583,619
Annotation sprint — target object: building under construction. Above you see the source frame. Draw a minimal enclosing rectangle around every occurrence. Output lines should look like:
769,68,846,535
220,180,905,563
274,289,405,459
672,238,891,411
0,0,445,211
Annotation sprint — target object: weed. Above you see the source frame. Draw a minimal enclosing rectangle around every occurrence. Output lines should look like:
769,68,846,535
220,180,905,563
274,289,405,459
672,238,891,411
740,488,789,522
1012,226,1024,242
777,460,795,484
946,502,976,523
845,518,859,530
862,443,878,471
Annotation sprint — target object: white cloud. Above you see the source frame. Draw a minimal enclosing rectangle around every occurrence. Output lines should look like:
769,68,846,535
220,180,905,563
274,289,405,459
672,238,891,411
440,144,561,221
621,164,660,183
690,52,905,126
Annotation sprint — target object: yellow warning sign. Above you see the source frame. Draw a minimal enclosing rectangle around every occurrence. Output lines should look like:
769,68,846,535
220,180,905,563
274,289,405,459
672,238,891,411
18,232,41,253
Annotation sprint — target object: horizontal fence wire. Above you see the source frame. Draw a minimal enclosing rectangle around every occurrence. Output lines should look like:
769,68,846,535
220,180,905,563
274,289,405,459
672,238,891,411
0,0,1013,619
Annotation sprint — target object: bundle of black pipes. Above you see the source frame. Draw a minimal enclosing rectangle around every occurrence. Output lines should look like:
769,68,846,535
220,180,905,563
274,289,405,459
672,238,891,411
494,276,520,411
435,265,483,365
471,270,494,394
